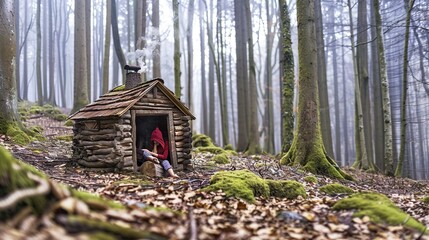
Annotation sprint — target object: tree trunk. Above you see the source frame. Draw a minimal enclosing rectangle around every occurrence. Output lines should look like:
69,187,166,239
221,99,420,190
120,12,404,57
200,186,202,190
23,0,29,100
36,0,43,106
328,4,341,164
244,0,261,154
14,0,20,100
173,0,181,97
42,0,48,103
152,0,161,77
71,0,89,114
373,0,394,175
199,0,208,135
214,1,228,146
111,0,126,70
347,0,371,171
395,0,415,176
102,0,111,94
207,1,216,143
280,0,350,180
370,2,384,171
263,0,275,154
357,0,374,169
234,0,249,151
48,0,56,105
279,0,294,154
186,0,194,114
0,0,19,124
341,26,350,166
86,0,91,101
314,0,333,158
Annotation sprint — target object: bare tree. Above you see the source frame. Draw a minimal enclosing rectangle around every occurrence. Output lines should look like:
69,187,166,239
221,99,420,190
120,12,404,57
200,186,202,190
72,0,89,113
102,0,112,94
373,0,394,175
36,0,43,105
396,0,416,176
152,0,161,77
173,0,181,97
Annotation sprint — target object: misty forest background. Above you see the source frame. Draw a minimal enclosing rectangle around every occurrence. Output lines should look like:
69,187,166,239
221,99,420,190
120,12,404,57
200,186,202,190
12,0,429,179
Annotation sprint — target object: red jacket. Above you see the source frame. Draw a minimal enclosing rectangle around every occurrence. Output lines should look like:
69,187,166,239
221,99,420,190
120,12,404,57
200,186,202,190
150,127,169,159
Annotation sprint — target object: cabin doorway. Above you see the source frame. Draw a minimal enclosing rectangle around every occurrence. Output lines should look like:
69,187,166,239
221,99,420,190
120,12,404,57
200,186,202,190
132,111,177,171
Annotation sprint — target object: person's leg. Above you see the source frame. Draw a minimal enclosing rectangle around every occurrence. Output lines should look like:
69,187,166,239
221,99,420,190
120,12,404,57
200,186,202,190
161,160,179,178
143,150,159,163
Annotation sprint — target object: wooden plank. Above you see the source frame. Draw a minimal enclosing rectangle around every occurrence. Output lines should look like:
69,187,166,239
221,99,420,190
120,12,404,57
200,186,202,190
132,110,137,172
168,111,178,169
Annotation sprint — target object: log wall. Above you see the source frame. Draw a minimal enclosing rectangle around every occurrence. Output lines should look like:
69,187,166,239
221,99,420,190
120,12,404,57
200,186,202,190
72,112,133,169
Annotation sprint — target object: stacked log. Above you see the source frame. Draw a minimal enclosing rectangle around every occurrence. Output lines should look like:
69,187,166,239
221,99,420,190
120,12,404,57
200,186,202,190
173,114,193,169
72,112,133,169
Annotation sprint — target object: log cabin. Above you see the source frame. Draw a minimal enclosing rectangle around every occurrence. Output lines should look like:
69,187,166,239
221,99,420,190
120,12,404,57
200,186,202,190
69,69,195,173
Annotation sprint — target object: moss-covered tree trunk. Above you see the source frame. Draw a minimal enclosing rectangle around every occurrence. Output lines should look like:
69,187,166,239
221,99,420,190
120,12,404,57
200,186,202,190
280,0,350,180
0,0,20,127
279,0,295,154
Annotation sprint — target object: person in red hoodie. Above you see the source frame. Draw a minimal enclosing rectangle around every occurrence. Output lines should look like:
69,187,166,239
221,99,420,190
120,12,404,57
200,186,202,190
141,127,179,178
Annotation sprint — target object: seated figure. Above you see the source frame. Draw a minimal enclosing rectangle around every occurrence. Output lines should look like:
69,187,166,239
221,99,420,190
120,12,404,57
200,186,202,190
138,127,179,178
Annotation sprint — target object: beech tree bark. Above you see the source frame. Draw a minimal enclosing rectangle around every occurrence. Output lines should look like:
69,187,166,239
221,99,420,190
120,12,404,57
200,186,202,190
0,0,19,123
280,0,350,180
71,0,89,114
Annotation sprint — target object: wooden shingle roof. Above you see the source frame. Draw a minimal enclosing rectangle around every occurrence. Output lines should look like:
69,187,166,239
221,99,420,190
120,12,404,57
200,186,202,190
69,78,195,120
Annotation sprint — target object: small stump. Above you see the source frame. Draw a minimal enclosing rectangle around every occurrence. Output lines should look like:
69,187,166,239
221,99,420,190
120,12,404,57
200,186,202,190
140,161,164,177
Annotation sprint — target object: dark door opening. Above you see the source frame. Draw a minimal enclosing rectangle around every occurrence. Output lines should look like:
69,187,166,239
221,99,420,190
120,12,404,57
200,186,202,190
135,115,169,162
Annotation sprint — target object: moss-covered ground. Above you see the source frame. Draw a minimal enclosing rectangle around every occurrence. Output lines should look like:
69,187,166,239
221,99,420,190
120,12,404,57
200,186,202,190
319,183,354,195
204,170,306,202
333,192,427,233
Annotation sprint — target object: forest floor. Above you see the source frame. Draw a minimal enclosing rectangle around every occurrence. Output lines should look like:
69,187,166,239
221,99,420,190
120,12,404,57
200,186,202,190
1,113,429,239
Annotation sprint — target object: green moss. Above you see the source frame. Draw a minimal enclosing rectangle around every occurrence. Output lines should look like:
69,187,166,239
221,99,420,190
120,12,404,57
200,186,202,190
196,146,226,154
71,189,124,211
266,179,307,199
192,134,215,147
224,144,234,151
53,113,68,121
0,146,48,220
64,120,74,126
7,125,32,145
203,170,270,203
320,183,354,195
422,196,429,204
226,150,238,156
213,153,230,164
66,215,162,239
87,232,118,240
333,192,427,233
55,135,73,142
280,134,353,181
304,175,318,183
111,85,125,92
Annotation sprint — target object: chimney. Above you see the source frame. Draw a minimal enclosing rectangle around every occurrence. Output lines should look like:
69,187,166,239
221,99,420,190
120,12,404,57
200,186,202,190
124,65,142,89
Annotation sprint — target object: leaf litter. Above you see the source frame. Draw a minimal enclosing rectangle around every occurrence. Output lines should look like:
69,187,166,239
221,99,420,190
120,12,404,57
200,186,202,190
1,115,428,239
